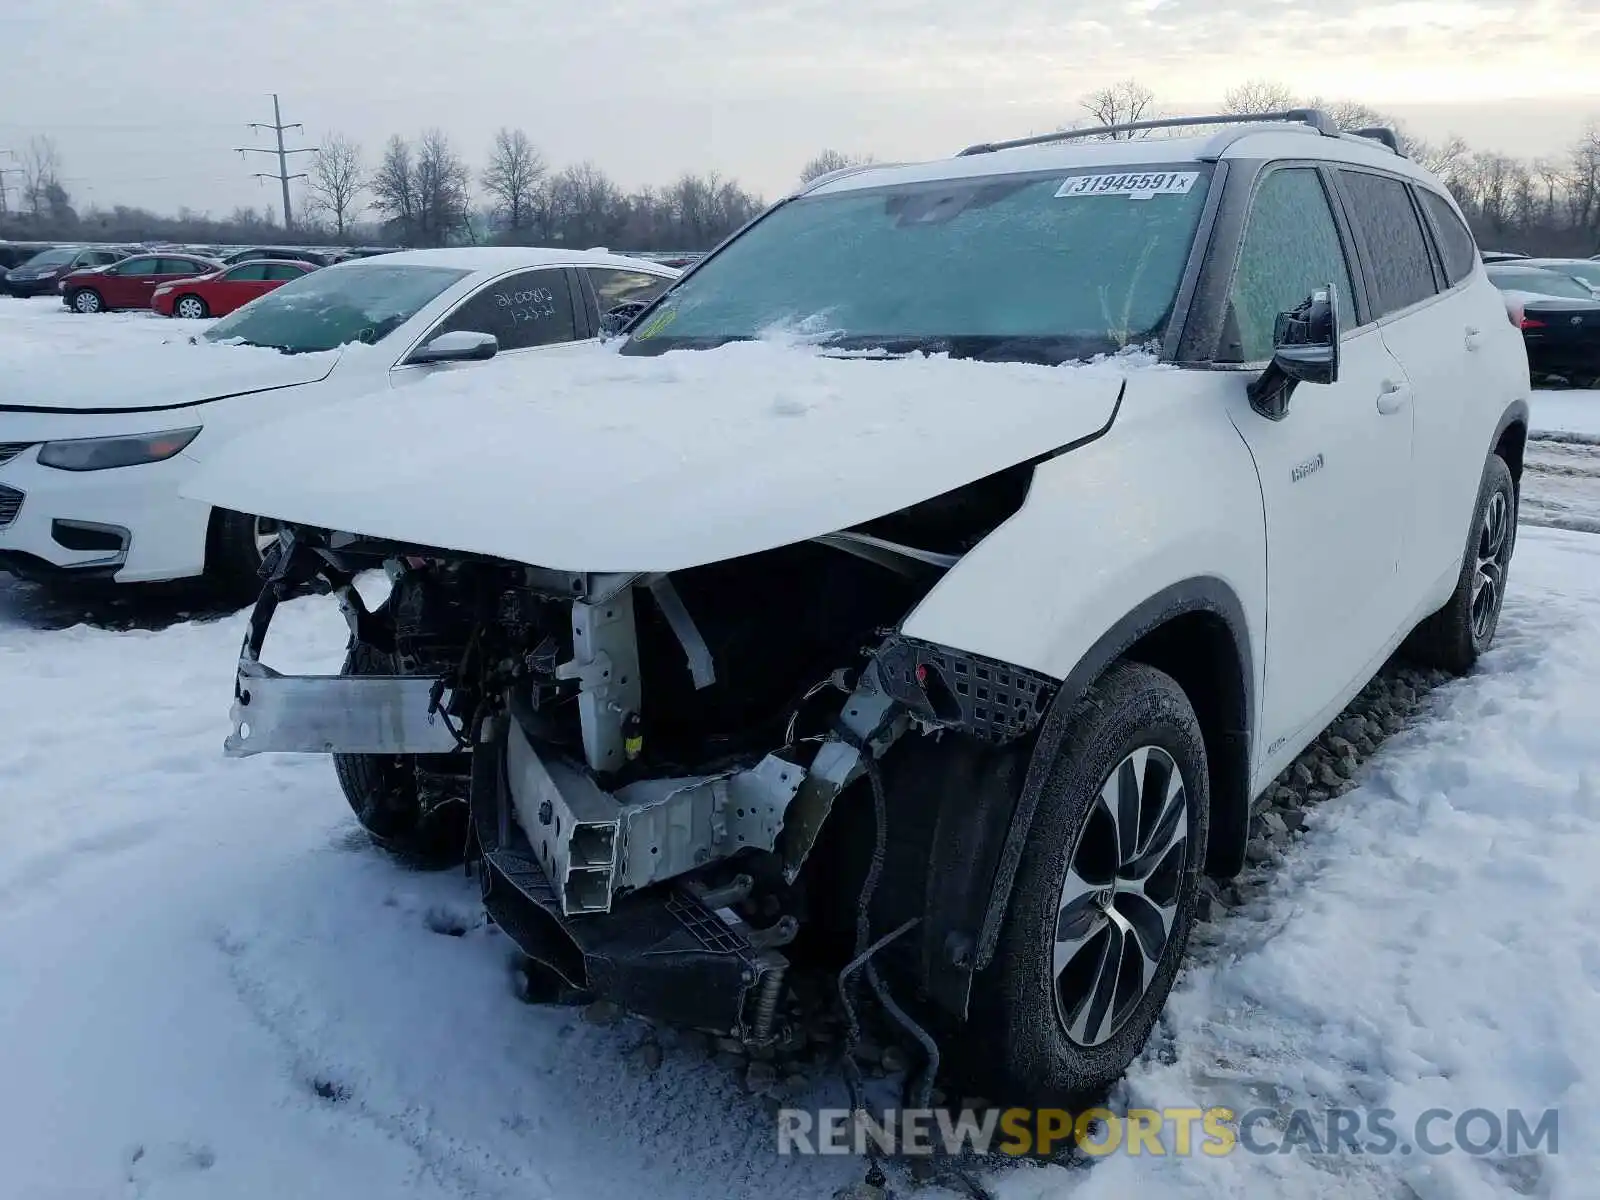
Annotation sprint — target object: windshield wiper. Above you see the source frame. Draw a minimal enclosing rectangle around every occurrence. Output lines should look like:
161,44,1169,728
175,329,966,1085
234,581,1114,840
813,334,1129,366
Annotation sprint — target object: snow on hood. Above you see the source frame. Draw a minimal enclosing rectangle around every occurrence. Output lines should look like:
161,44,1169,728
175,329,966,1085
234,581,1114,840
0,339,340,414
183,340,1145,573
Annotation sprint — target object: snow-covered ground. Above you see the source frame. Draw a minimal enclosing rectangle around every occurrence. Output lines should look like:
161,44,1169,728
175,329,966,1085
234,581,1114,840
1530,390,1600,440
0,294,211,371
3,294,1600,1199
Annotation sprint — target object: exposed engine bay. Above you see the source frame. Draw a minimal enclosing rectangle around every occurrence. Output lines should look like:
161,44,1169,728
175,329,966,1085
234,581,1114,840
227,474,1058,1045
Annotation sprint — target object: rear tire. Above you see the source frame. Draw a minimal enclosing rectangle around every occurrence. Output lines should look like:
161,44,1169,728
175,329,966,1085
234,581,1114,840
333,639,469,869
70,288,103,314
173,294,208,319
1404,454,1516,674
965,662,1208,1108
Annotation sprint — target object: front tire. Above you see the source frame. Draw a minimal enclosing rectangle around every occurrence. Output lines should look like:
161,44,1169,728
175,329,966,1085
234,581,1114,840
1405,454,1516,674
173,294,208,319
969,662,1209,1107
70,288,103,314
204,508,277,599
333,640,470,869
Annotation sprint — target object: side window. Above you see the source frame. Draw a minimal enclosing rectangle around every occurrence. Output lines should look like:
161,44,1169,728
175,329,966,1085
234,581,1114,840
1336,170,1439,315
1417,189,1477,287
429,268,577,353
115,257,160,276
1226,167,1356,363
587,268,671,311
266,263,308,281
94,251,124,265
158,258,205,275
224,264,269,282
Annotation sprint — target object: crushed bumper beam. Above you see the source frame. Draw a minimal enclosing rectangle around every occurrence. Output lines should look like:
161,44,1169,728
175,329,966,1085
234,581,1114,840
226,659,462,757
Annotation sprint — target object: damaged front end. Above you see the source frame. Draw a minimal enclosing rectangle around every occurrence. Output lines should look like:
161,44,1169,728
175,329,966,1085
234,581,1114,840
228,510,1055,1044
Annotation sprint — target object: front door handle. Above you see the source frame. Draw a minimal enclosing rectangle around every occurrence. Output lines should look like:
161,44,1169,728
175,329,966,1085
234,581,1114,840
1465,326,1482,352
1376,380,1411,415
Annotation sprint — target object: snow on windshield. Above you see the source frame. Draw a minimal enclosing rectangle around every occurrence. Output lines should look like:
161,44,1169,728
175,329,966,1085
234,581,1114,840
202,264,470,354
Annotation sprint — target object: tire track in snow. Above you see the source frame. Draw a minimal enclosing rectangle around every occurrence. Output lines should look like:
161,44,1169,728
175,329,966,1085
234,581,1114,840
1519,435,1600,535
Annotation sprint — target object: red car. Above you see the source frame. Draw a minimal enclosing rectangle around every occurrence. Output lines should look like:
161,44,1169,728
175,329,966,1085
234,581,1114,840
58,253,223,314
151,259,318,319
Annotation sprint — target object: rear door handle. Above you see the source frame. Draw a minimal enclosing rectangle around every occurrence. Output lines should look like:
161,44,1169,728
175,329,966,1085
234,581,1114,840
1376,380,1411,415
1465,326,1481,352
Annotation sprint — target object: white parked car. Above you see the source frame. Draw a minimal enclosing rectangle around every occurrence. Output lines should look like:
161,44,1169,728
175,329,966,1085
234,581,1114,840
186,111,1528,1107
0,248,676,590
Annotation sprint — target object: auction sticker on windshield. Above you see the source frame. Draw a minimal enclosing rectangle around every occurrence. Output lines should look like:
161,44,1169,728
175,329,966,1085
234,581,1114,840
1055,171,1199,200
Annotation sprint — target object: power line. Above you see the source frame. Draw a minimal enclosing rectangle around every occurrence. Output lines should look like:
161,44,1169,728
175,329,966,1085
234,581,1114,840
233,94,316,231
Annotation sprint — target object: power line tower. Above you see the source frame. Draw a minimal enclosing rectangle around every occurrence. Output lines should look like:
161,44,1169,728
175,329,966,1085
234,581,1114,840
234,94,317,232
0,150,21,217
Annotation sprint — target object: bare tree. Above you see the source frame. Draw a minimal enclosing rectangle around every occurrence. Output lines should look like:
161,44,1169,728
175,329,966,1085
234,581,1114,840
305,133,364,238
799,149,874,184
1079,80,1157,138
1223,80,1297,116
369,135,418,241
482,128,546,237
545,161,625,247
1413,135,1468,186
21,135,63,220
414,129,472,246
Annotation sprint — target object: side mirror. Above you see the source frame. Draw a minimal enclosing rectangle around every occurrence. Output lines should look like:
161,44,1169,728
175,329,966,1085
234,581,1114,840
1246,284,1341,421
410,330,498,364
598,301,648,342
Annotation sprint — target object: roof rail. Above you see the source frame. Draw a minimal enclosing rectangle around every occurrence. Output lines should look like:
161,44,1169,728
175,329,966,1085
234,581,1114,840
956,109,1341,156
1348,126,1403,155
794,161,896,196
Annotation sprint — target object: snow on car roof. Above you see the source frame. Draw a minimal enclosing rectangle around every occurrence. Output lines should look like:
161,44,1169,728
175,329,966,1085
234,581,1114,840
331,246,678,276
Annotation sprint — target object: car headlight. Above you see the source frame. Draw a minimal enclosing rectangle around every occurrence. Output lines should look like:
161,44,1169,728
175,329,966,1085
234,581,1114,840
36,427,201,472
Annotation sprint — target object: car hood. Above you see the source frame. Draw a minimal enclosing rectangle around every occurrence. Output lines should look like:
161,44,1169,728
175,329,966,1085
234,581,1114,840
183,339,1142,574
0,341,340,414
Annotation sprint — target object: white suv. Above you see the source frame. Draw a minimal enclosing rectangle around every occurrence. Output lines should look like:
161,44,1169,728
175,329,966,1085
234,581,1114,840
186,111,1528,1107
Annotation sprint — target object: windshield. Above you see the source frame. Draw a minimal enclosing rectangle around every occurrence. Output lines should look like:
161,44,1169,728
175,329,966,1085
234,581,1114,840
1488,267,1595,301
202,263,470,354
21,248,75,268
622,166,1213,364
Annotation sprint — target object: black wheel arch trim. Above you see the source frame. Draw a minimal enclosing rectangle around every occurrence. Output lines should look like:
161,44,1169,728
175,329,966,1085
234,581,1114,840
1492,398,1530,476
905,576,1256,1021
973,576,1254,966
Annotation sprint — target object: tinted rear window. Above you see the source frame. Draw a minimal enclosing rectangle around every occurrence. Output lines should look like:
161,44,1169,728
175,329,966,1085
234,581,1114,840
1337,170,1439,316
1417,189,1477,286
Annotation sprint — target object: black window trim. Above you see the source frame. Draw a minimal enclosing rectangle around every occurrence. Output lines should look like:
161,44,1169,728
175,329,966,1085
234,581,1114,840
1325,164,1450,323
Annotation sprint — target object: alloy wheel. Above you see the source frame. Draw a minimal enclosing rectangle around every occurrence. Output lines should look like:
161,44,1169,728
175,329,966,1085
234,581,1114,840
176,297,206,319
1053,745,1189,1047
73,291,100,313
1471,489,1512,641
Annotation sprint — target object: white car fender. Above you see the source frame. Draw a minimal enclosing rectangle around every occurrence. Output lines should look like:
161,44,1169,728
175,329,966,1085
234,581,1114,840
899,381,1268,755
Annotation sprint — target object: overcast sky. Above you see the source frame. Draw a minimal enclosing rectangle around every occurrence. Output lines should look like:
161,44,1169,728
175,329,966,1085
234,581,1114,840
3,0,1599,221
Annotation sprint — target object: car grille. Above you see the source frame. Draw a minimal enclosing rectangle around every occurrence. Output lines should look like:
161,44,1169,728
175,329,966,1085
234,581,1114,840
0,441,33,467
0,484,22,529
